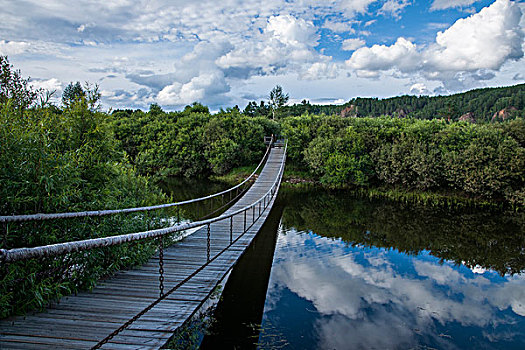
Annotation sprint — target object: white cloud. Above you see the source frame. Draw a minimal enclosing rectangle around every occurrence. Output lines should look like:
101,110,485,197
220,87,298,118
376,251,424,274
378,0,411,18
323,19,356,33
1,0,522,109
0,40,31,55
342,38,366,51
431,0,482,11
29,78,62,93
426,0,523,72
409,82,431,95
347,37,420,71
339,0,378,17
157,71,229,106
215,15,327,80
267,15,319,46
346,0,524,90
300,62,339,80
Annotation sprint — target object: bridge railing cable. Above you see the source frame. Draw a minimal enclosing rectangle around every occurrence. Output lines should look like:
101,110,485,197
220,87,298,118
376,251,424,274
0,141,287,264
93,141,287,349
0,143,272,223
0,142,287,349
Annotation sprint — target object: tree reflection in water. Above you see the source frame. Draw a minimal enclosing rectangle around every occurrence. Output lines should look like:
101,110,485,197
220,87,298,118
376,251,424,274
280,187,525,276
258,187,525,349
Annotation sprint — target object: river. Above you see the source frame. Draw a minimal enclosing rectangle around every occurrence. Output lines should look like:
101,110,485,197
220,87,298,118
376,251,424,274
163,181,525,349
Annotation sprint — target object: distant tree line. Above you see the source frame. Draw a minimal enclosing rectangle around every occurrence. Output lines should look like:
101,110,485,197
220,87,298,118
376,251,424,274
244,84,524,123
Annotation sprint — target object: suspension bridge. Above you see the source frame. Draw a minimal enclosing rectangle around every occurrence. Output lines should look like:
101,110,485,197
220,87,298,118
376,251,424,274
0,139,287,349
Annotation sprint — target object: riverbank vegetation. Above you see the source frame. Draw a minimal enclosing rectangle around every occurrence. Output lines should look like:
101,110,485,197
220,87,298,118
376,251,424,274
0,56,523,316
0,56,169,317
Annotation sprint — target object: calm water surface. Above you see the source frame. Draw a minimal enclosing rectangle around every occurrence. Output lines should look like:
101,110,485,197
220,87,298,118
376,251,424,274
191,185,525,349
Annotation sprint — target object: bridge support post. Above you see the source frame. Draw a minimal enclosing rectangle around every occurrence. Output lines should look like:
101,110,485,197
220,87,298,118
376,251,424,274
230,216,233,244
207,224,211,262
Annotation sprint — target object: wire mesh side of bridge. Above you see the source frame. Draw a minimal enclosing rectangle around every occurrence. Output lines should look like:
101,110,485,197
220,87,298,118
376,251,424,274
0,141,287,350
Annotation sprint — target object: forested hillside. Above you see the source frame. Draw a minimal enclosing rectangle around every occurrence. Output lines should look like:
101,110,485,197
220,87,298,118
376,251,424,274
245,84,525,122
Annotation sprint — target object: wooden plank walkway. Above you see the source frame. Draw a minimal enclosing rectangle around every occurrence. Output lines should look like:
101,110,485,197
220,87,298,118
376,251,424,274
0,147,286,350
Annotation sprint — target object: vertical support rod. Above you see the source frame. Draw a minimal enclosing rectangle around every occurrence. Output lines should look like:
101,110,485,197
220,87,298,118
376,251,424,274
2,222,8,251
1,222,8,279
207,223,211,262
252,205,255,223
177,206,180,224
229,216,233,244
243,209,246,233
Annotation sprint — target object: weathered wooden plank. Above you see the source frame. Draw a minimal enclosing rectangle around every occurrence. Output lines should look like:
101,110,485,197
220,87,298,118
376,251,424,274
0,147,285,349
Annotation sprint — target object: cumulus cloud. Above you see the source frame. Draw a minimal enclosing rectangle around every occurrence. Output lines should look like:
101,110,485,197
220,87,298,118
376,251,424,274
323,19,356,33
29,78,62,93
216,15,326,78
347,0,524,90
300,62,340,80
1,0,522,109
157,71,230,105
378,0,412,18
339,0,378,17
431,0,482,11
426,0,523,72
341,38,366,51
0,40,31,55
347,37,420,72
267,15,319,46
409,82,431,95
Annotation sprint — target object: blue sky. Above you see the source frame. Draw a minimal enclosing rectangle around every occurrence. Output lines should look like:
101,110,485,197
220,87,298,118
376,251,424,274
0,0,523,111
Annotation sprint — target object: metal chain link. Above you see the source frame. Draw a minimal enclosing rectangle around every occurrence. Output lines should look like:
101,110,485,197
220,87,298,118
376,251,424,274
158,237,164,298
91,143,287,350
207,223,211,262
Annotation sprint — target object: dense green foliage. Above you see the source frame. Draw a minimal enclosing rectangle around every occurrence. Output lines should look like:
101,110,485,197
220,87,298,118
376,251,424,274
0,58,169,317
281,115,525,208
1,56,524,317
111,104,279,177
279,84,524,122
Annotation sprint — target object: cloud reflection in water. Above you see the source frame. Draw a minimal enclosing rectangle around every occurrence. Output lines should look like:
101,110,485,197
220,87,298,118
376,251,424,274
259,229,525,350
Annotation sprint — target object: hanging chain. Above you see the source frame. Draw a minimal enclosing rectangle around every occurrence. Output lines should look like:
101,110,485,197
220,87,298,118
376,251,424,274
207,223,211,262
158,236,164,298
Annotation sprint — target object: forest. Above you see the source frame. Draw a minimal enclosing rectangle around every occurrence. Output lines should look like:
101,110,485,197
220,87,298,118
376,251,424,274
0,56,524,316
243,83,525,122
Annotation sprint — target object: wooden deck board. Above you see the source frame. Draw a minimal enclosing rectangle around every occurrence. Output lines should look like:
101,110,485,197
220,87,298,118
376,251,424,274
0,147,285,350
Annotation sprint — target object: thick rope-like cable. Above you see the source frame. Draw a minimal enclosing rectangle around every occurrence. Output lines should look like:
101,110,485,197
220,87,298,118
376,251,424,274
0,143,287,263
0,143,272,223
